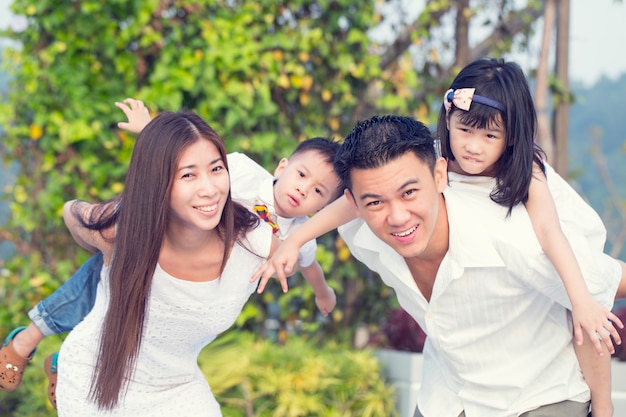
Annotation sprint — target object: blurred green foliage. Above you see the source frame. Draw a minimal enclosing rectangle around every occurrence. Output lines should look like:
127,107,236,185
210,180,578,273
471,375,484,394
0,0,416,347
0,0,542,414
0,1,419,412
199,331,399,417
0,331,399,417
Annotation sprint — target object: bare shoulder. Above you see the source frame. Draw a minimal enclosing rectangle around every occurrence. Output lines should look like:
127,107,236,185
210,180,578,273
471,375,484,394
531,161,548,184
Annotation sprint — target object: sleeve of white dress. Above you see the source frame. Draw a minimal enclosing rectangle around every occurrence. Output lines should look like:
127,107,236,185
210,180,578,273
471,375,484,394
544,163,620,309
227,152,270,207
245,220,274,260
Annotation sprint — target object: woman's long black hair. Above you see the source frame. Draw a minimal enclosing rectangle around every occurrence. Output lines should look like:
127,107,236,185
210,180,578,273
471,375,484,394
73,111,258,409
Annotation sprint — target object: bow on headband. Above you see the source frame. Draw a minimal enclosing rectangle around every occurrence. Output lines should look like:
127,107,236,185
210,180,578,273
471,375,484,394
443,88,505,114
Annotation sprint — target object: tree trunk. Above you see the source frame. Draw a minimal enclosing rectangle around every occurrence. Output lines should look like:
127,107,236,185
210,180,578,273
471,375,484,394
535,0,556,163
552,0,570,175
455,0,470,67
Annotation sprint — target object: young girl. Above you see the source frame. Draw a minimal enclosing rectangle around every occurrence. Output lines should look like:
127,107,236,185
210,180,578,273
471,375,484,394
438,58,626,417
256,58,626,417
56,111,277,415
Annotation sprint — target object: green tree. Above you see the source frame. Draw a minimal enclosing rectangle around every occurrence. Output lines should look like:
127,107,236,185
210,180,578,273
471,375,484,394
0,1,547,412
0,0,546,332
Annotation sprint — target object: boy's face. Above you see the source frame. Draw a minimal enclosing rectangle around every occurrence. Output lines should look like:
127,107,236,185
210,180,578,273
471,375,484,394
273,151,341,218
345,151,448,260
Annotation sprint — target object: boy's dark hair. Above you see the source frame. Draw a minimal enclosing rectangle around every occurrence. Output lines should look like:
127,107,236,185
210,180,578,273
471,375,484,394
334,115,436,191
290,137,340,166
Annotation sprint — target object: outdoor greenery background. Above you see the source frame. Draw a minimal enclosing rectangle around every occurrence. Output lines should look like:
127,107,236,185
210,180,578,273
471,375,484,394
0,0,625,416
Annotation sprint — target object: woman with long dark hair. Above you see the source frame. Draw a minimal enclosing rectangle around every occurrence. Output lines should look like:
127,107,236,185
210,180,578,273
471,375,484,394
56,111,276,416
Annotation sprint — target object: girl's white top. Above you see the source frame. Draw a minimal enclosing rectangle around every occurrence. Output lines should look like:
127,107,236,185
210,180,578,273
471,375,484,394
448,162,615,308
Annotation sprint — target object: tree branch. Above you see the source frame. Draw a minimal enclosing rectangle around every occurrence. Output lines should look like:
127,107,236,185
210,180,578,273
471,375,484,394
468,3,545,62
378,0,450,71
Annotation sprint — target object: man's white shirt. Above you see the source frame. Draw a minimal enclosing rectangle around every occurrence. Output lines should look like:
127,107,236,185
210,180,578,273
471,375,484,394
338,179,620,417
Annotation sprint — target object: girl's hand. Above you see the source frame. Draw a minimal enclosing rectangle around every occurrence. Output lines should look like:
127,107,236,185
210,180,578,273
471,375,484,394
115,98,152,134
572,295,624,355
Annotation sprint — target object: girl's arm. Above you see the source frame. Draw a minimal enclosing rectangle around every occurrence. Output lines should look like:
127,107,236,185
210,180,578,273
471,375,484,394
526,164,623,354
253,194,356,292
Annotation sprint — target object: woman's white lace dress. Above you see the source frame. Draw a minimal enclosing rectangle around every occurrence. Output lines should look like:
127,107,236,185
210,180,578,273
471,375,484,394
56,225,270,416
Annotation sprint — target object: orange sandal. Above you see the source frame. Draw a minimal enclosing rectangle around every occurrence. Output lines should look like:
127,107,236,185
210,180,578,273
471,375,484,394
0,327,36,392
44,352,58,409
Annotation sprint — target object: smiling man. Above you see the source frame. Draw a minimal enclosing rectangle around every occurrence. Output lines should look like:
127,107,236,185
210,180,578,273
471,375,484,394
333,115,621,417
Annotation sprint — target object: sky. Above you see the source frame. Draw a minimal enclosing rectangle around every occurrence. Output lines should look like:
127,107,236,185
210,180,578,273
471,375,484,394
0,0,625,86
563,0,626,85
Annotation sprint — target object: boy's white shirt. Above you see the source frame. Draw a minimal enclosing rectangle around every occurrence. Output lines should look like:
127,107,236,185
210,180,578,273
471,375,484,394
338,182,621,417
227,152,317,267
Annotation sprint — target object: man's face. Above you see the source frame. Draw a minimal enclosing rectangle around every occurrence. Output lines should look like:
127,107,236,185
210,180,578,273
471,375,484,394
345,151,448,260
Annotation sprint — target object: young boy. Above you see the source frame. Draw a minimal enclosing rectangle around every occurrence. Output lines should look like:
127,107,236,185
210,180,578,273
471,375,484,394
0,99,342,407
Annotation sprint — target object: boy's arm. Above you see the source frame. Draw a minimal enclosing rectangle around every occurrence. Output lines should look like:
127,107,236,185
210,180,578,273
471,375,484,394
253,195,356,292
115,98,152,133
526,167,623,354
300,260,336,317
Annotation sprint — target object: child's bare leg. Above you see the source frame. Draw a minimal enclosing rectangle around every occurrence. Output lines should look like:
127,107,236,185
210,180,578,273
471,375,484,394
575,331,613,417
11,323,44,358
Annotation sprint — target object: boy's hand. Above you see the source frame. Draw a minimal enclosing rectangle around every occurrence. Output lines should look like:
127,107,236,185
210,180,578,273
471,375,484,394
252,243,300,293
572,296,623,355
115,98,152,134
252,259,295,294
315,285,336,317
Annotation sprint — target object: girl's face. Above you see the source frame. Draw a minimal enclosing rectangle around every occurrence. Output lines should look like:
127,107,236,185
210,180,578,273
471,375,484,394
168,139,230,235
446,111,507,177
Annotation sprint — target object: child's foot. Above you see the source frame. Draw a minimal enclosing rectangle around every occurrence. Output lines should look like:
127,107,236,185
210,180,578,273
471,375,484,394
44,352,58,409
0,327,36,392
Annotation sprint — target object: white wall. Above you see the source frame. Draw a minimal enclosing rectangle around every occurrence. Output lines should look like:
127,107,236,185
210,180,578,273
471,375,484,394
376,350,626,417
